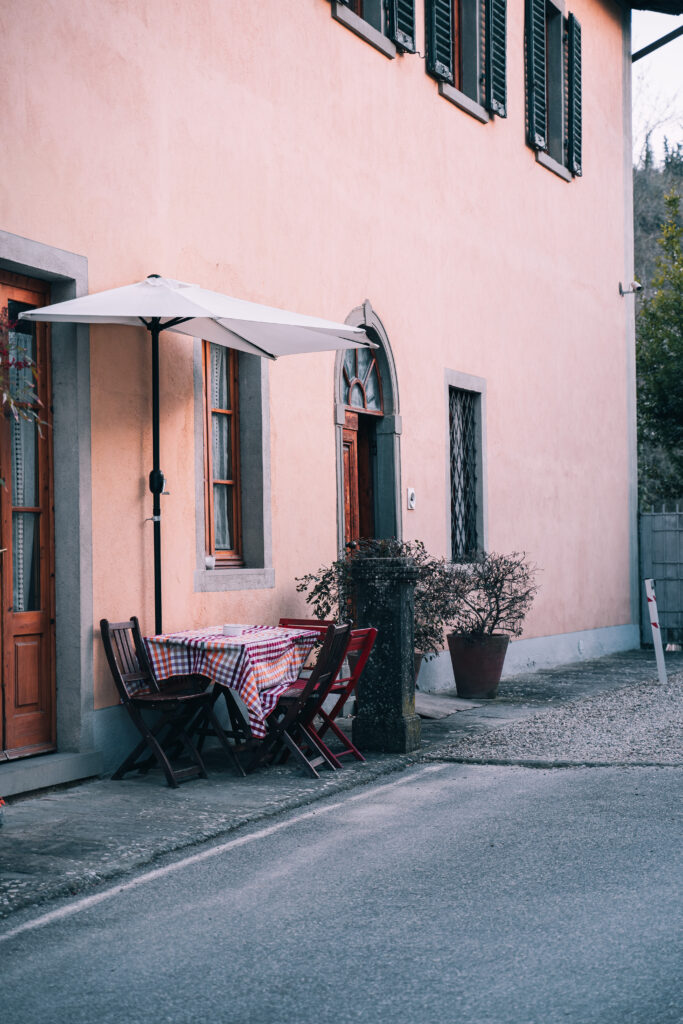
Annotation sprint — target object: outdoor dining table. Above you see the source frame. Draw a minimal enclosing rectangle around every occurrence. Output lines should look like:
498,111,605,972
144,625,318,739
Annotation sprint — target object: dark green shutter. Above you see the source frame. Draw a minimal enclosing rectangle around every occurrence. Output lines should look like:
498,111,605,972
388,0,416,52
567,13,582,176
525,0,547,149
485,0,507,117
426,0,454,83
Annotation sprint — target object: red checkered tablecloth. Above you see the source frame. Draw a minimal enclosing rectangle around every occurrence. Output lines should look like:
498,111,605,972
144,626,317,739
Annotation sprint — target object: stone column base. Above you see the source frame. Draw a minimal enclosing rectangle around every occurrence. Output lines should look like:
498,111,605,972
352,712,421,754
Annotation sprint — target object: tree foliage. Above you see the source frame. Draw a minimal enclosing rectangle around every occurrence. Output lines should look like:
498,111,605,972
636,190,683,507
634,139,683,305
296,538,456,657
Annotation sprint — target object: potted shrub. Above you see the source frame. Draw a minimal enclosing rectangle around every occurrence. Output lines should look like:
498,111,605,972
446,551,539,699
295,538,453,673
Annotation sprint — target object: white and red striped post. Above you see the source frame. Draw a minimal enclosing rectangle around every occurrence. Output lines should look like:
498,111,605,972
644,578,668,686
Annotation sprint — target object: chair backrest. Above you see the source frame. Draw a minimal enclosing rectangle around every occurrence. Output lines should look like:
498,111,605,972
100,617,160,703
278,617,335,637
334,627,377,696
298,622,352,709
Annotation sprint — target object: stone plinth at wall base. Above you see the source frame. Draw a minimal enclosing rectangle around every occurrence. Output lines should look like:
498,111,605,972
0,750,103,798
349,556,421,753
352,712,422,753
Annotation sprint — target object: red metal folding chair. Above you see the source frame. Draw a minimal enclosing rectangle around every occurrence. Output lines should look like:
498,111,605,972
247,623,351,779
279,619,376,768
278,617,334,634
307,626,377,767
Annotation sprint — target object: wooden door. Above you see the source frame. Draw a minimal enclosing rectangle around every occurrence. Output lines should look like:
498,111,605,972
0,272,55,759
342,412,360,547
342,410,375,547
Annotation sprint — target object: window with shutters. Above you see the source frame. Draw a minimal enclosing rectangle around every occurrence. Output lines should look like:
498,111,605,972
330,1,416,58
525,0,582,178
345,0,386,33
203,342,243,566
425,0,507,120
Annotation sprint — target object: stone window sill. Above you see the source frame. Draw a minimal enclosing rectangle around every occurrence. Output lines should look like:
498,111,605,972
194,567,275,593
535,150,572,182
438,83,490,124
331,2,396,59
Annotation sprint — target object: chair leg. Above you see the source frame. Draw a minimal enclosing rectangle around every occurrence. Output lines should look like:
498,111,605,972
278,729,320,779
298,721,343,771
317,709,366,763
184,692,249,777
202,705,247,777
115,724,181,788
113,707,207,787
222,688,251,743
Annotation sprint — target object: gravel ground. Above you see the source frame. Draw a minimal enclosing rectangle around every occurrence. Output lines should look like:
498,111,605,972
431,672,683,767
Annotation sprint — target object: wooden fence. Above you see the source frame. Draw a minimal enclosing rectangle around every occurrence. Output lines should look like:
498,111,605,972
639,501,683,646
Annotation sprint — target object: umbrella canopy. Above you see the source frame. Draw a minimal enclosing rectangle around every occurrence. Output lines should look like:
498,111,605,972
20,275,374,633
19,274,373,359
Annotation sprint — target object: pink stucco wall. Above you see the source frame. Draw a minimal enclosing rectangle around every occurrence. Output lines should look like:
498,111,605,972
0,0,634,708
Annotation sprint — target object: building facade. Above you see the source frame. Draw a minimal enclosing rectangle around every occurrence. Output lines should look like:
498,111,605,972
1,0,647,793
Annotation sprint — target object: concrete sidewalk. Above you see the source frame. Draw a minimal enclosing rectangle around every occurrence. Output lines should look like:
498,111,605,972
1,647,681,924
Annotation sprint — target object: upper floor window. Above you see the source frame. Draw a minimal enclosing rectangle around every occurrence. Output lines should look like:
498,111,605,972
525,0,582,178
426,0,507,118
345,0,386,33
331,1,416,57
203,342,242,566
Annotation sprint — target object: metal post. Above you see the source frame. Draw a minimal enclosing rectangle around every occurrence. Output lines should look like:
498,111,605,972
644,579,667,686
149,321,164,635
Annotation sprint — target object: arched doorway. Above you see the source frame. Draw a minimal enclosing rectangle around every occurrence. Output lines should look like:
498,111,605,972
334,301,401,553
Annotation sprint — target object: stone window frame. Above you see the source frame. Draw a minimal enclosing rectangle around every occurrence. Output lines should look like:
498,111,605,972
330,1,398,59
193,341,274,592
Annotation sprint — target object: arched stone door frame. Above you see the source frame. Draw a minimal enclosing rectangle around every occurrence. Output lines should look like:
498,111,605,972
334,300,402,555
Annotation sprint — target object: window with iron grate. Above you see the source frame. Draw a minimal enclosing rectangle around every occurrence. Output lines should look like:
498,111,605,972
449,386,479,560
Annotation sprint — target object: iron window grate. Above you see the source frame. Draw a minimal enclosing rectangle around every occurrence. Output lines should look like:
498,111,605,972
449,387,478,560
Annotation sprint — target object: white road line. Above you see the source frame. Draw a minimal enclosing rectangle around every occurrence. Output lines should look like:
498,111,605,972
0,763,448,943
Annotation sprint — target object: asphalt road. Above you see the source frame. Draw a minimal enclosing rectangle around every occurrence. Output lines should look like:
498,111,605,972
2,762,681,1024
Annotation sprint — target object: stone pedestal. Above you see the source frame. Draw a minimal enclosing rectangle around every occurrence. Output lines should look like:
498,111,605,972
350,557,422,753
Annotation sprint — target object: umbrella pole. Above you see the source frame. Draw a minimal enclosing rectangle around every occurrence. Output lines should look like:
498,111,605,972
149,321,164,635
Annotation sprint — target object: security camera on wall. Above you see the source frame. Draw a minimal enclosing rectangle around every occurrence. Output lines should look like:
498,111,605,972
619,281,642,296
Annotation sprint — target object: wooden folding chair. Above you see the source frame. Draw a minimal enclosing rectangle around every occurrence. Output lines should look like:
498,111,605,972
247,622,351,779
100,617,243,786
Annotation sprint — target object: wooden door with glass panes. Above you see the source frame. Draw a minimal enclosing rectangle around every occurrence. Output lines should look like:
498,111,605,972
341,346,383,547
0,272,55,759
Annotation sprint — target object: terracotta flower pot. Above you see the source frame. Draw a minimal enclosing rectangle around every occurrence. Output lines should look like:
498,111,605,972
446,633,510,699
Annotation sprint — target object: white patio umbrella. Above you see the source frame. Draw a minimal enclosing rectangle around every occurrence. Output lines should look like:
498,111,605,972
20,274,374,633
